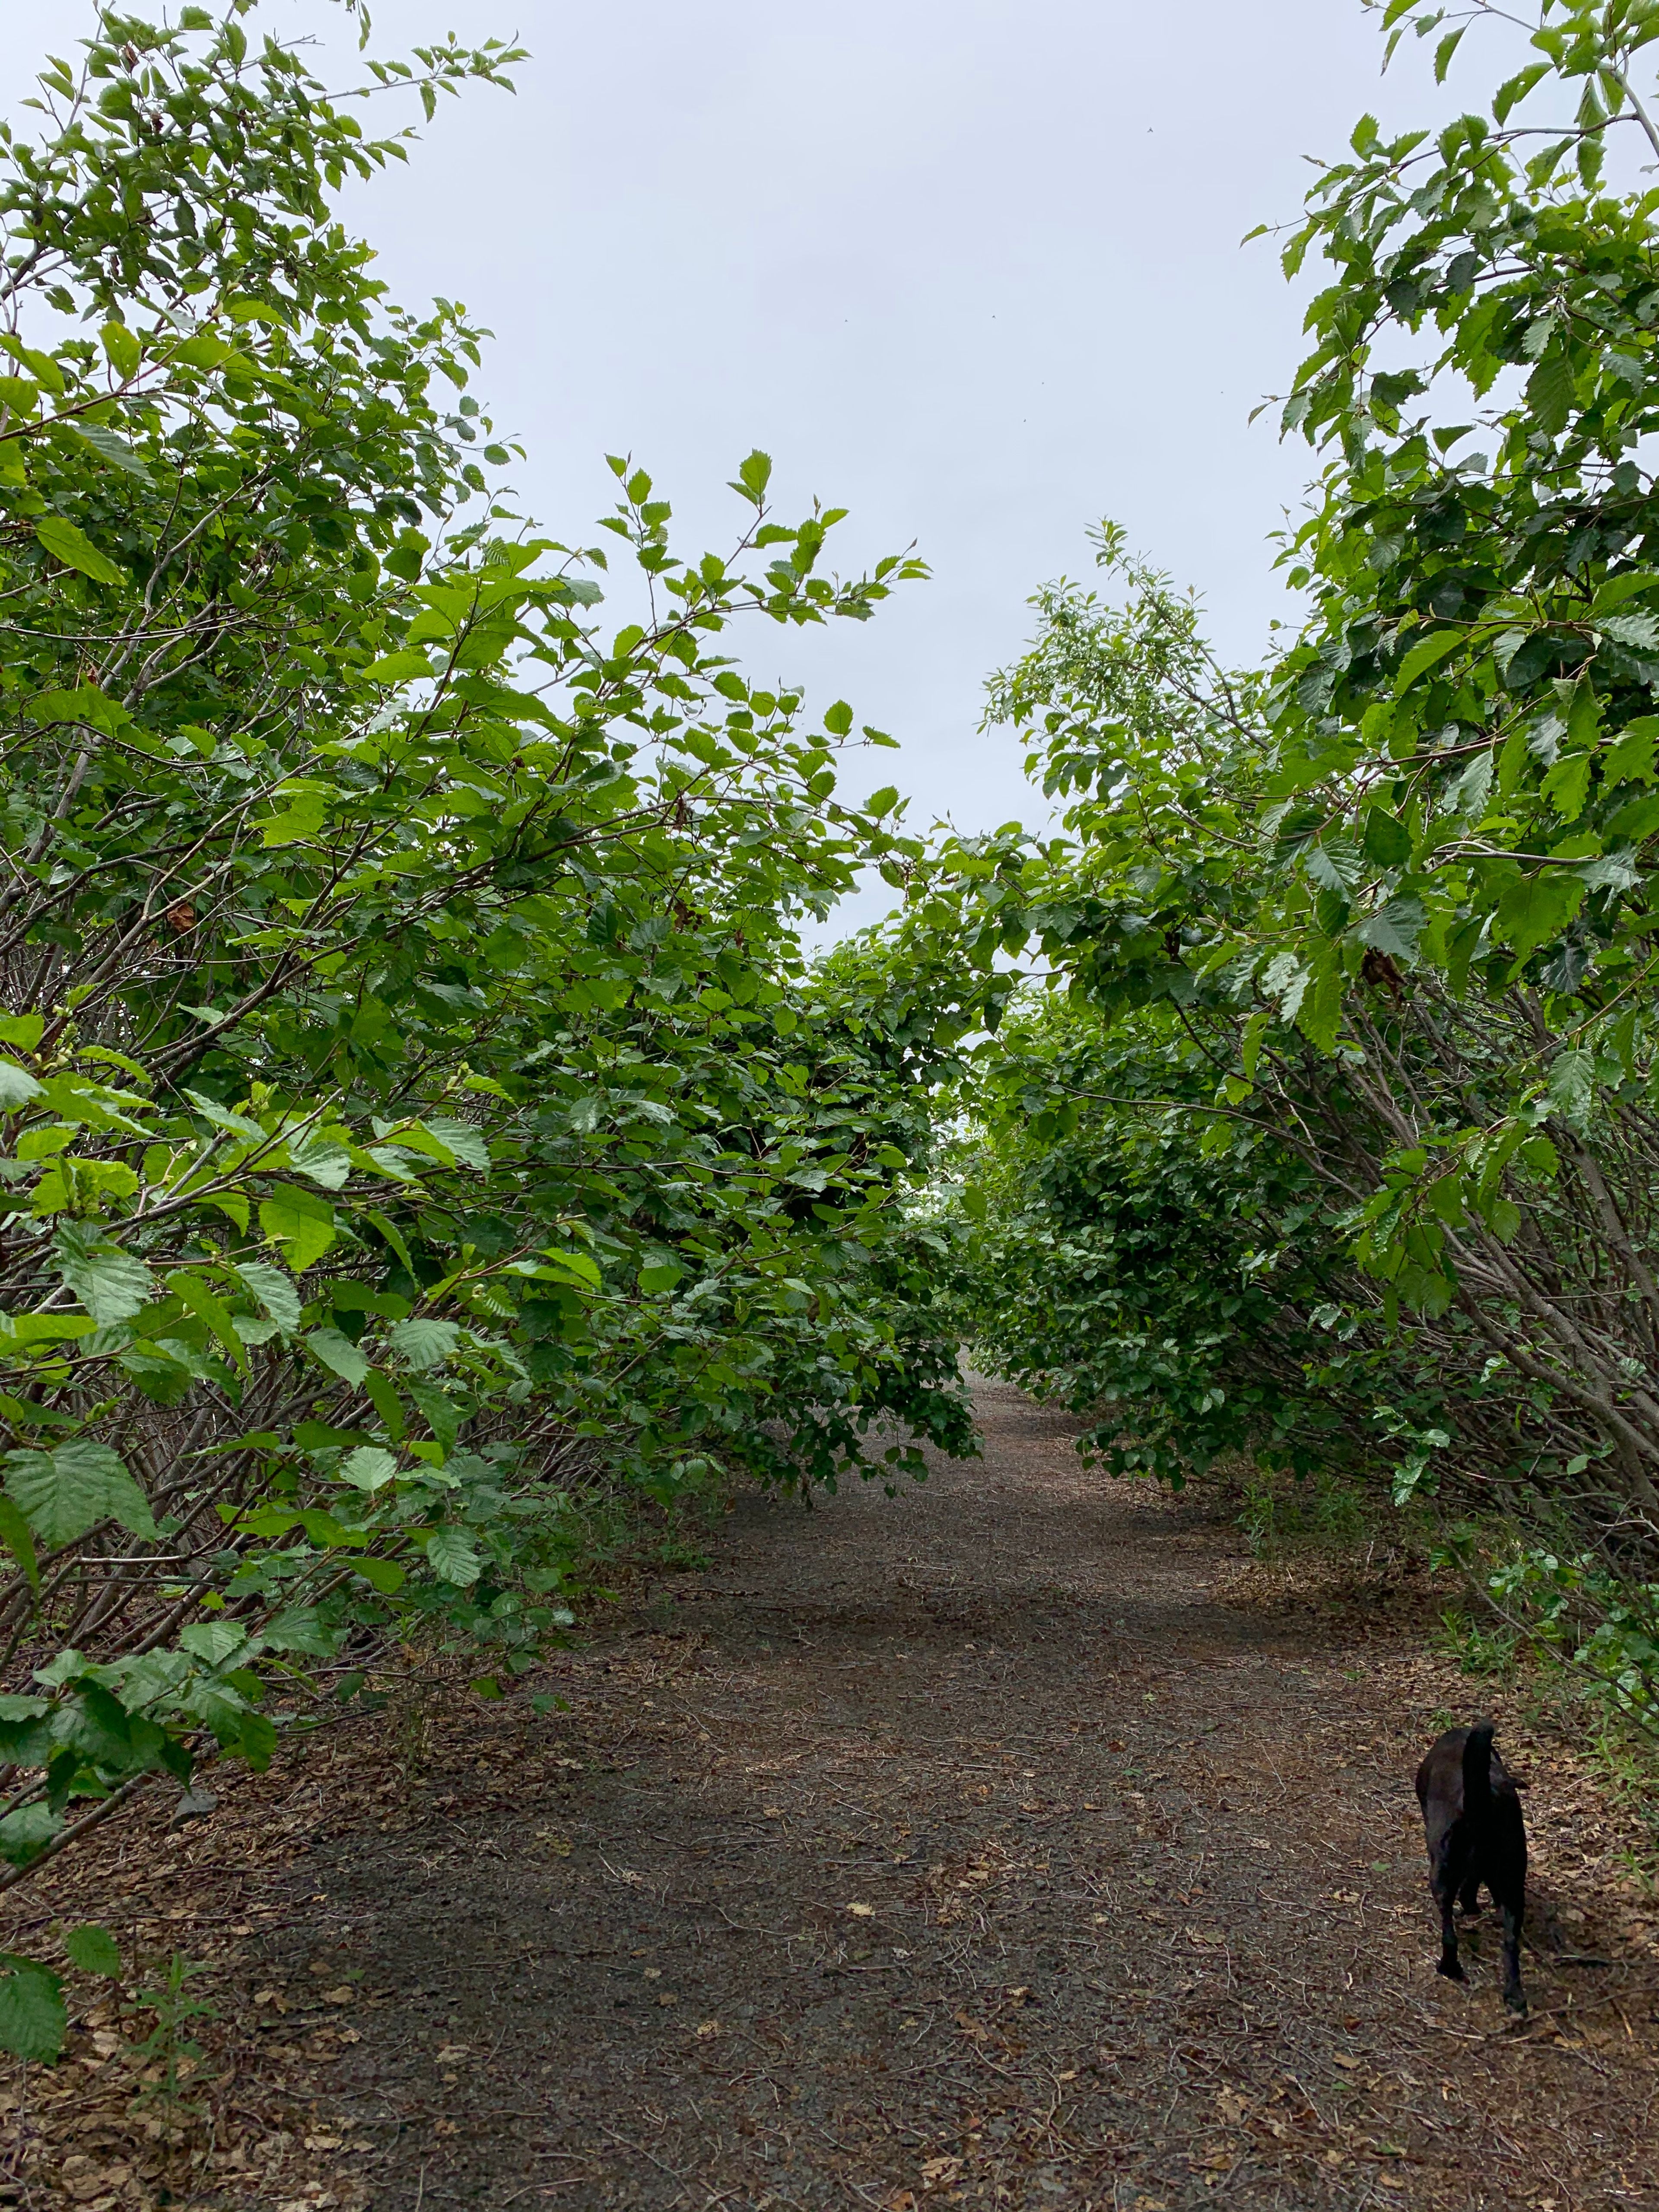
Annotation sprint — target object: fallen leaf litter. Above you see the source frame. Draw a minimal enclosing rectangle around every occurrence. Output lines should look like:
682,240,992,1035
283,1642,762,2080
6,1378,1659,2209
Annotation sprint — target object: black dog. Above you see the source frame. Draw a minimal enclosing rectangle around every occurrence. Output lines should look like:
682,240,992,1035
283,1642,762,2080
1414,1722,1528,2014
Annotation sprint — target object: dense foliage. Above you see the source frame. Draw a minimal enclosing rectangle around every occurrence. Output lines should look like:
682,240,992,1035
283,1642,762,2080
0,2,981,2058
933,0,1659,1738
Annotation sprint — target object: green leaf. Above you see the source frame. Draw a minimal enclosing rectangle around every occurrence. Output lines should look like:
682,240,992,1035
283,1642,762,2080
426,1525,481,1586
366,1209,416,1275
258,1186,337,1270
0,1955,67,2061
0,1498,39,1592
1392,628,1464,694
4,1441,155,1548
539,1247,601,1290
423,1116,490,1170
729,449,773,505
1596,611,1659,651
1541,750,1593,821
0,1058,44,1109
1525,350,1576,437
257,790,329,847
362,648,437,683
1604,720,1659,786
53,1224,153,1325
337,1445,399,1491
306,1328,372,1386
1495,871,1585,958
234,1260,301,1335
408,1380,461,1452
100,323,140,378
387,1317,461,1370
34,517,127,588
353,1556,407,1594
1547,1048,1596,1131
0,1804,63,1873
362,1368,406,1440
1493,60,1550,121
1292,961,1344,1054
823,701,853,737
62,1924,121,1978
72,422,152,484
167,1270,249,1373
0,1014,44,1051
1356,897,1424,963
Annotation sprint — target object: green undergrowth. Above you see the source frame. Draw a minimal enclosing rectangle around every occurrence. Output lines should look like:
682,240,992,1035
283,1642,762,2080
1228,1452,1659,1862
1436,1592,1659,1869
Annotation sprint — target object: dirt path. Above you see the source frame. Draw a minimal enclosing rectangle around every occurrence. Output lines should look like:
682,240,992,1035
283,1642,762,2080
19,1381,1659,2210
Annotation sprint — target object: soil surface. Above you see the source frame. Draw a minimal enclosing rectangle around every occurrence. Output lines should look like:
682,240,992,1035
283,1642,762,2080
13,1379,1659,2211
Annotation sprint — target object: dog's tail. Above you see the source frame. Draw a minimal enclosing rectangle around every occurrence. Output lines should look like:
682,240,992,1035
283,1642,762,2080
1462,1722,1496,1821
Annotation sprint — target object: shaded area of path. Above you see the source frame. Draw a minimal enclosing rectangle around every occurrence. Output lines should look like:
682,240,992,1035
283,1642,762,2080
32,1379,1659,2210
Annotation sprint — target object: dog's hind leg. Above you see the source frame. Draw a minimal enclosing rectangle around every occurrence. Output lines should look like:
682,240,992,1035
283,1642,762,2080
1457,1866,1482,1914
1432,1839,1467,1983
1495,1883,1527,2015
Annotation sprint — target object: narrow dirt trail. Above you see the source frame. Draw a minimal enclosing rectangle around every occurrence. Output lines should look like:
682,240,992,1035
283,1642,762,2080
20,1382,1659,2210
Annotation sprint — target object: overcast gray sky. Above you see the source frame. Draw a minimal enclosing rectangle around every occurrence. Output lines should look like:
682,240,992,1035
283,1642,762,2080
10,1,1514,926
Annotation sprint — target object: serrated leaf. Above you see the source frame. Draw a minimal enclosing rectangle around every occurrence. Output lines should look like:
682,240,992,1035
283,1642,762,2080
539,1247,601,1289
1496,871,1585,957
423,1116,490,1170
258,1185,336,1270
1604,721,1659,786
234,1259,301,1334
1356,897,1425,963
1392,628,1464,694
387,1317,461,1371
0,1955,67,2059
337,1445,400,1492
1493,60,1550,121
178,1619,248,1664
3,1441,155,1548
1547,1048,1596,1131
1541,749,1594,821
63,1924,121,1978
1526,350,1576,437
426,1525,481,1586
305,1327,371,1386
52,1223,152,1324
